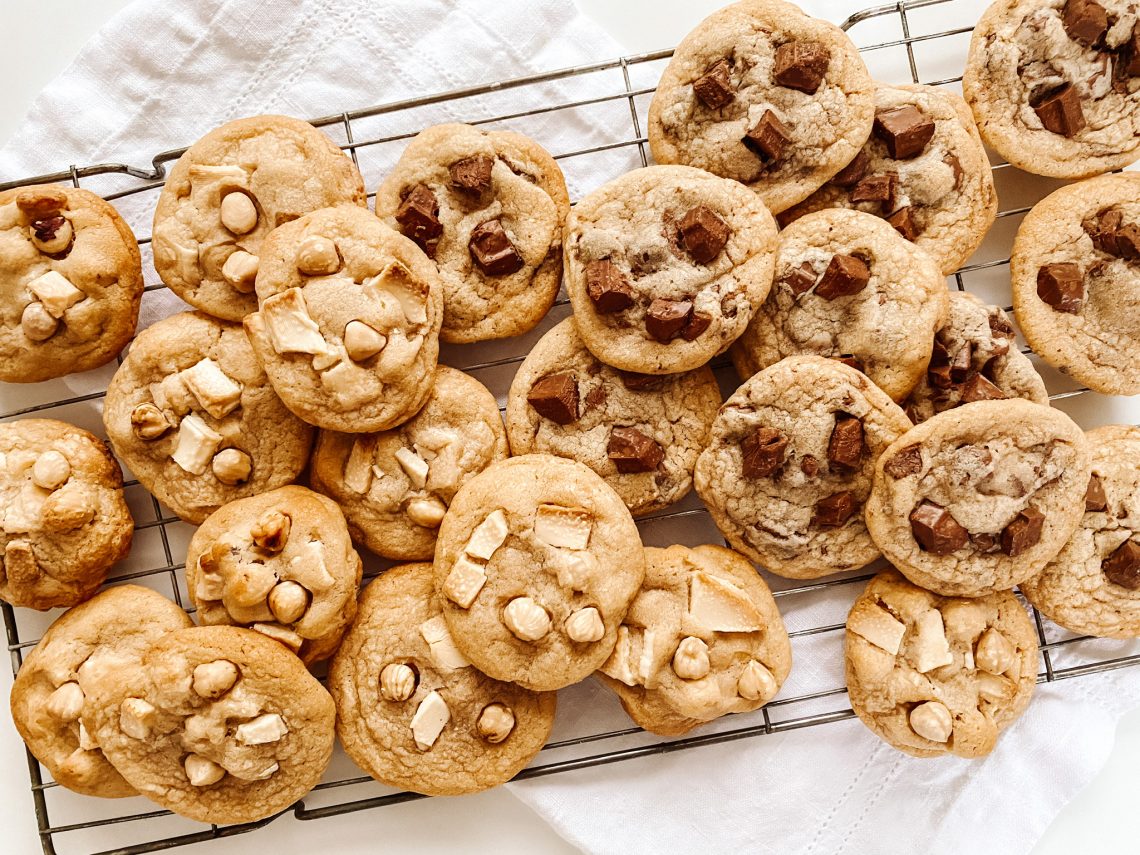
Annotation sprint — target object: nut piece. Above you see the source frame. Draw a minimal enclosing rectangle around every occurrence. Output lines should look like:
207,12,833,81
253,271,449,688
172,414,224,475
185,754,226,787
410,690,451,750
909,700,953,743
31,450,71,491
395,447,429,489
464,509,509,560
30,215,74,254
407,496,447,528
476,703,516,744
672,636,711,680
268,581,310,624
251,509,292,552
975,628,1015,676
737,660,778,702
235,713,288,745
565,607,605,643
221,250,259,293
295,235,341,276
380,663,417,702
192,659,240,699
442,554,487,608
212,448,252,485
503,597,551,642
131,403,171,440
21,302,58,341
343,320,387,363
120,698,157,740
220,191,258,235
419,615,471,669
28,270,85,317
46,682,85,722
533,504,593,550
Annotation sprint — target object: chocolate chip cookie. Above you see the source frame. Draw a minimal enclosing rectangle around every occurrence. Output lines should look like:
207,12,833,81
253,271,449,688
186,486,363,664
596,544,791,736
433,454,645,691
647,0,874,214
731,208,949,402
1010,172,1140,395
329,562,556,795
0,185,143,382
694,355,912,579
845,569,1038,758
244,204,443,432
375,123,569,343
0,419,133,609
310,366,508,560
152,115,367,321
963,0,1140,179
83,625,335,825
564,164,777,375
902,292,1049,424
1021,425,1140,637
104,311,314,524
780,83,998,275
10,585,192,798
866,399,1091,597
505,317,721,516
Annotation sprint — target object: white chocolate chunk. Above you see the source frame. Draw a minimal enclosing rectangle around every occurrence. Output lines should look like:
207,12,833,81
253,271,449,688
252,623,304,653
380,663,417,701
638,628,663,685
550,550,597,592
292,539,335,590
600,626,637,686
911,610,954,674
910,701,953,743
184,713,226,745
120,698,156,739
503,597,551,642
181,358,243,419
46,682,85,722
172,414,224,475
32,451,70,491
192,660,239,699
688,572,762,633
848,602,907,655
395,447,429,488
465,509,509,560
672,636,710,680
343,320,387,362
235,713,288,745
441,555,486,609
261,288,329,355
407,496,447,528
343,437,376,493
737,661,778,702
410,690,450,750
370,261,428,325
533,504,593,550
419,615,471,670
77,721,98,752
28,270,84,318
248,762,280,781
565,607,605,643
185,754,225,787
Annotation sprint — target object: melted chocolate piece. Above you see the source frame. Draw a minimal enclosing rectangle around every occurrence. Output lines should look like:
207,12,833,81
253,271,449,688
830,150,870,188
680,313,712,341
1032,84,1086,137
1085,474,1108,512
827,415,864,471
584,385,607,412
449,155,494,193
395,184,443,253
960,373,1008,403
607,426,665,473
693,59,734,109
645,298,693,343
527,373,579,424
1062,0,1107,48
850,173,897,209
585,259,635,313
469,219,524,276
886,206,919,241
773,41,831,94
815,254,870,300
1000,506,1045,556
781,261,818,296
1104,540,1140,589
910,501,968,553
1037,263,1084,314
743,110,791,163
873,105,936,159
800,455,819,477
618,371,662,391
742,427,788,478
884,444,923,479
678,206,730,264
813,492,857,528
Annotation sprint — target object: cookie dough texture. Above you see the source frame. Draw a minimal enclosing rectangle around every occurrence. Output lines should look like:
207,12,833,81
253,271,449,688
245,204,443,433
1010,173,1140,395
10,585,192,797
648,0,874,214
186,486,363,664
732,208,948,401
0,419,133,609
564,165,777,374
506,318,721,516
311,366,508,560
152,114,366,321
84,625,335,825
1022,425,1140,637
597,544,791,736
104,311,314,524
375,123,569,343
845,570,1037,758
329,563,556,795
963,0,1140,179
433,455,645,691
781,83,998,274
0,185,143,382
866,399,1091,597
695,356,912,579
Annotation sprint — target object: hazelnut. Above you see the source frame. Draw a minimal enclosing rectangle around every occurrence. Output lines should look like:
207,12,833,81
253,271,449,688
32,450,71,491
909,700,953,743
737,660,777,702
131,403,171,440
46,681,85,722
41,485,95,532
476,703,516,744
30,215,74,255
564,607,605,643
975,628,1015,676
672,636,711,680
503,597,551,642
295,235,341,275
220,191,258,235
268,581,310,624
221,250,259,293
407,496,447,529
343,320,387,363
185,754,226,787
211,448,252,485
192,659,240,699
120,697,157,739
380,663,417,702
250,509,291,552
21,302,58,342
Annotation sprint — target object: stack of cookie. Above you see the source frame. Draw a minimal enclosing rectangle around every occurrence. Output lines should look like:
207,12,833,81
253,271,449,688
3,0,1140,826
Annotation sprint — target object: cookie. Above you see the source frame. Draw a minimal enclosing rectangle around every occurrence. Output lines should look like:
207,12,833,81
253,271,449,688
432,454,645,691
103,311,314,525
694,356,912,580
731,208,948,401
779,83,998,275
185,486,363,664
963,0,1140,179
0,185,143,382
866,399,1091,597
83,625,335,825
244,204,443,433
505,317,721,516
596,544,791,736
563,164,778,374
329,563,556,795
0,419,133,609
845,569,1038,758
1021,425,1140,638
310,366,508,560
902,291,1049,424
9,585,192,798
647,0,874,214
375,123,569,343
1010,172,1140,396
151,114,367,321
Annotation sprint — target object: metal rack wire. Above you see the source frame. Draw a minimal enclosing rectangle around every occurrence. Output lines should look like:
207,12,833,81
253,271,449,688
3,0,1139,852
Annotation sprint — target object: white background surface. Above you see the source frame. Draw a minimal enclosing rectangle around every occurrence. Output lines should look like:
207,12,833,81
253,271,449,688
0,1,1135,853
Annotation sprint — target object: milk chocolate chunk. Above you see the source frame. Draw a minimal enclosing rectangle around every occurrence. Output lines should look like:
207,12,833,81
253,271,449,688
960,373,1008,403
949,343,973,383
1000,507,1045,556
988,313,1014,338
928,340,953,390
1036,263,1084,314
873,106,935,159
910,501,968,554
815,254,870,300
678,206,730,264
607,426,665,473
680,312,712,341
1032,84,1086,138
850,173,896,208
827,415,864,471
886,206,919,242
800,455,819,477
585,259,635,313
741,427,788,478
585,385,608,412
395,184,443,251
743,110,791,163
1062,0,1107,48
830,150,870,188
773,41,831,94
1085,474,1107,512
884,444,923,479
645,298,693,342
1115,223,1140,259
1083,209,1121,255
469,219,524,276
813,491,857,527
944,153,963,188
781,261,818,296
528,373,579,424
1103,540,1140,589
693,59,734,109
1125,25,1140,77
618,370,662,391
972,532,999,553
449,155,494,193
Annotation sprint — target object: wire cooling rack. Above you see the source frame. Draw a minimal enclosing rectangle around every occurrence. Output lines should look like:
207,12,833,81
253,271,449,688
4,1,1140,852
